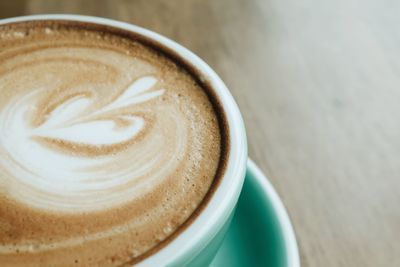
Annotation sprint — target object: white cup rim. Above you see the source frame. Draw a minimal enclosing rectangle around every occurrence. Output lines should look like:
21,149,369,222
0,14,248,266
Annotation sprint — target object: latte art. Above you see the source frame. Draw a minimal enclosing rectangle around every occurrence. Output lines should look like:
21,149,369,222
0,21,225,266
0,74,173,212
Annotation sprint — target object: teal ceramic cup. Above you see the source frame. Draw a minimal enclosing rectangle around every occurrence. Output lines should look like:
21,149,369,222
0,15,247,266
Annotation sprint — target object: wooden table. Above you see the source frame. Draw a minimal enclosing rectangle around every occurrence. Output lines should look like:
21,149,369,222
1,1,399,266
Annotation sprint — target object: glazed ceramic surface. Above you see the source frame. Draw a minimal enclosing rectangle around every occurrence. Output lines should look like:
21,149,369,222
211,160,300,267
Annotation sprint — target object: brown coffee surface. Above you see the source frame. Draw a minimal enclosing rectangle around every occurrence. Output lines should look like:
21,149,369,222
0,21,224,266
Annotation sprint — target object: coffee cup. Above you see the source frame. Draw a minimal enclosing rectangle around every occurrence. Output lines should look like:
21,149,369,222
0,14,247,266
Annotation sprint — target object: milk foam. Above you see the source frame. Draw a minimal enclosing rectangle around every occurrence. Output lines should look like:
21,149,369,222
0,75,180,212
0,21,223,267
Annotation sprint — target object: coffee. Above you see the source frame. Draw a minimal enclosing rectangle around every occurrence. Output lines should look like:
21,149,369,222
0,20,227,266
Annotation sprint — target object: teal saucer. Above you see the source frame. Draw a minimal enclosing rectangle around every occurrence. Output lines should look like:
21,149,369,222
210,159,300,267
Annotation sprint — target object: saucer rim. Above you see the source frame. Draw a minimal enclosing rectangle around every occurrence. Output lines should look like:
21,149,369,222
247,158,300,267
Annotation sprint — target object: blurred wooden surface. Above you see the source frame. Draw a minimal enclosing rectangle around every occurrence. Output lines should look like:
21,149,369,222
1,1,399,266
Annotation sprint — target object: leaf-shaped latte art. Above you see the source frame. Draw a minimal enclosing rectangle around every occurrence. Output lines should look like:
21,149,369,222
0,68,177,213
33,75,164,151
